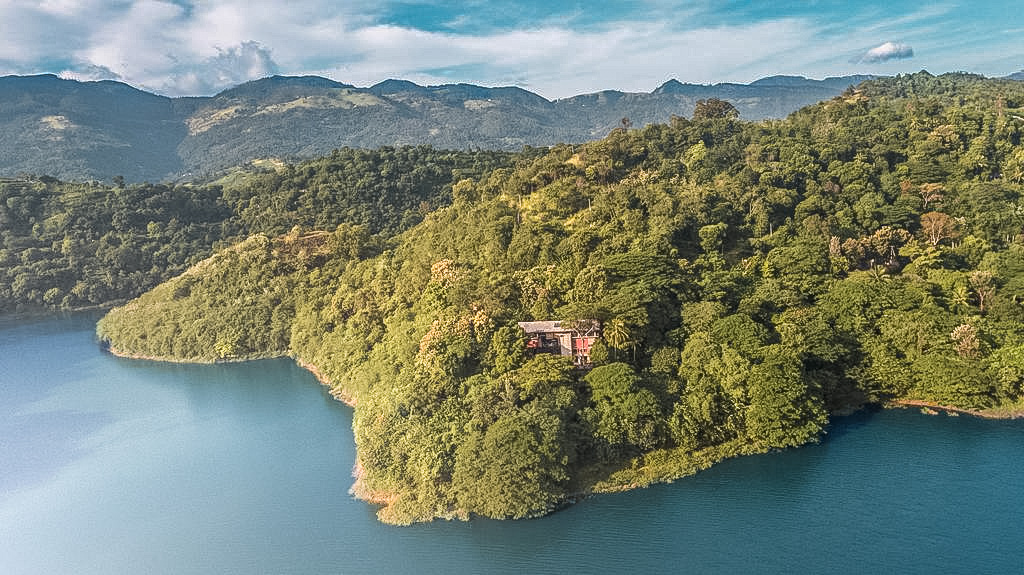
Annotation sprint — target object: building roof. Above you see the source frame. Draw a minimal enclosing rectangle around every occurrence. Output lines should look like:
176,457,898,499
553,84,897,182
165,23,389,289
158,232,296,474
517,321,565,334
518,320,600,335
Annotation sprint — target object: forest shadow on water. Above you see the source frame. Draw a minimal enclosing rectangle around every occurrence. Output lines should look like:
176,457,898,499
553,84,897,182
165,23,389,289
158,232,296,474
823,403,885,441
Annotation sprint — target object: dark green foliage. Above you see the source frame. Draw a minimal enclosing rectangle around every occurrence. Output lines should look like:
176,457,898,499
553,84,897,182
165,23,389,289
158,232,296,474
582,363,665,457
453,405,571,519
746,346,828,448
222,146,517,237
96,231,329,361
0,178,234,312
454,355,576,518
1,146,517,313
692,98,740,121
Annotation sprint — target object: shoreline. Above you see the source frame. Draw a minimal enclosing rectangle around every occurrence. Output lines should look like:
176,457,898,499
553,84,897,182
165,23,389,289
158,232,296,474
105,342,1024,423
888,399,1024,419
101,344,1024,524
105,345,360,408
294,359,357,407
104,345,286,365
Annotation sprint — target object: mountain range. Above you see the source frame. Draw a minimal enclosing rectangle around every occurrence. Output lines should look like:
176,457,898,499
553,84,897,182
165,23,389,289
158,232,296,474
0,73,882,182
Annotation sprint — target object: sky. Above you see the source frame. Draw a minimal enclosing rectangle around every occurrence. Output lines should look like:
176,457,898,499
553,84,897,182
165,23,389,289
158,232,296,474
1,1,1022,99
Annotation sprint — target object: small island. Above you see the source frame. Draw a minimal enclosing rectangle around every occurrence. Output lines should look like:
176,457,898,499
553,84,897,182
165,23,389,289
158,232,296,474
35,72,1024,524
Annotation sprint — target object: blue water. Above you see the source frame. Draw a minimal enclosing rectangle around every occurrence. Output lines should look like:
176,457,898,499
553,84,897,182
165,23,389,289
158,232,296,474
2,314,1024,574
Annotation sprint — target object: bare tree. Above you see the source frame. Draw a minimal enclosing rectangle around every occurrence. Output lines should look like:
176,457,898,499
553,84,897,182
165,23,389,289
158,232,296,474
918,183,944,209
920,211,957,246
950,324,980,359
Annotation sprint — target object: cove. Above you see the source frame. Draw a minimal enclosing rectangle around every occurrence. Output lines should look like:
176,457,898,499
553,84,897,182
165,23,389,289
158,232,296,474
2,314,1023,574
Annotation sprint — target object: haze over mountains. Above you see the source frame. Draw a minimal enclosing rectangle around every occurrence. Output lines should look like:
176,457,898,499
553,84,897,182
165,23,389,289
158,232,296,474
1,73,881,182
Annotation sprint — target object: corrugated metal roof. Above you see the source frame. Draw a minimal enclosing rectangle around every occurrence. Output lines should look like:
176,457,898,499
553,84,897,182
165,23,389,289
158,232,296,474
517,321,564,333
517,320,600,334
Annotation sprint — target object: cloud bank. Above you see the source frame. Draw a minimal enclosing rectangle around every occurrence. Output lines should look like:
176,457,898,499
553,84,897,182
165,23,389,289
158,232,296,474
0,1,821,97
0,2,1018,98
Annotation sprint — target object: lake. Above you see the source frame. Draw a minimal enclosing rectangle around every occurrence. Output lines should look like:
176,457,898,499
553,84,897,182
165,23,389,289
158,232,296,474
2,314,1023,574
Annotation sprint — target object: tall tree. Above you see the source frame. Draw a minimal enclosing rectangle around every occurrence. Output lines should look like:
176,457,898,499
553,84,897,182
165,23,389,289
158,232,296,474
693,98,740,121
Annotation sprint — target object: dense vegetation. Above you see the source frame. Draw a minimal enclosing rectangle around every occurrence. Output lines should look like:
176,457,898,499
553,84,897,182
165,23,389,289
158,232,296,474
0,146,518,313
92,72,1024,524
0,177,234,310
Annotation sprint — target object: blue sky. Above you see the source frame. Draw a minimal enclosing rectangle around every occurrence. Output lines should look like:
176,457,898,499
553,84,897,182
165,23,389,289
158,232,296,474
1,1,1021,98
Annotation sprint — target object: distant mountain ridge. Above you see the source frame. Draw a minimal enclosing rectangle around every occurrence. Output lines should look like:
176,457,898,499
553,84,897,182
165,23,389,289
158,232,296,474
0,73,877,182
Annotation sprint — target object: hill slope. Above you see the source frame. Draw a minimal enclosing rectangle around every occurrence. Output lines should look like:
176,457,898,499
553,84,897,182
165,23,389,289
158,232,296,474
0,74,192,182
0,73,873,181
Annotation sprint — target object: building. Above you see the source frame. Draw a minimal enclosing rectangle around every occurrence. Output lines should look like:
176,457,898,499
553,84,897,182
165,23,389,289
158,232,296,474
517,320,600,367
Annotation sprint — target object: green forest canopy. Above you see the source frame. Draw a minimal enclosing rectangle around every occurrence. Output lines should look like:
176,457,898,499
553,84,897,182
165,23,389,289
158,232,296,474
0,146,520,312
15,71,1024,524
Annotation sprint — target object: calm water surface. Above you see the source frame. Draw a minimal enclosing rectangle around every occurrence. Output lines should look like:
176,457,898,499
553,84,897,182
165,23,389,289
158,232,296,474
2,314,1024,574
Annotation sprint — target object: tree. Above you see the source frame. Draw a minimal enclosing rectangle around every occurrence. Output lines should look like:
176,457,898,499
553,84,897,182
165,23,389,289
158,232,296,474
1004,149,1024,184
582,363,664,456
950,324,980,359
672,333,750,449
968,270,996,313
912,354,995,409
692,98,740,121
603,318,631,359
454,404,570,519
918,183,944,208
920,211,958,246
485,324,527,375
698,222,728,270
746,346,827,448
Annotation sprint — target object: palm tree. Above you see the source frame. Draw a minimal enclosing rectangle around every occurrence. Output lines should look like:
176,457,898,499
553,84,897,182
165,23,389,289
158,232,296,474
603,319,631,360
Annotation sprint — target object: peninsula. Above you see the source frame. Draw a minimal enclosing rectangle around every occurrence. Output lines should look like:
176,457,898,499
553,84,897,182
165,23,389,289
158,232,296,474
38,72,1024,523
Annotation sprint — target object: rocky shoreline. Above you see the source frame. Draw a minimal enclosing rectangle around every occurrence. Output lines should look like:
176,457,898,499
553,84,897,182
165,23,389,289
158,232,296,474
889,399,1024,419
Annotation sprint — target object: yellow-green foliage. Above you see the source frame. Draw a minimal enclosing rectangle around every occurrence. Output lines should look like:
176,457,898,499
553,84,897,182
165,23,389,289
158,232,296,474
97,73,1024,523
98,229,345,362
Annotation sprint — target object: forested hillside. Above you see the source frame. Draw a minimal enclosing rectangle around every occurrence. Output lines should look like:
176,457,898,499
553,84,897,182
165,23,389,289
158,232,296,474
0,146,518,312
0,73,870,181
0,74,192,182
95,72,1024,524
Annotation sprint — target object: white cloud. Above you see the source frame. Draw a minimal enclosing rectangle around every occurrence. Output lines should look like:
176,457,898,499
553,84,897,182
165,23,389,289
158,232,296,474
59,63,121,82
76,1,188,79
860,41,915,63
0,1,353,93
309,18,815,98
166,41,279,94
0,1,99,65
